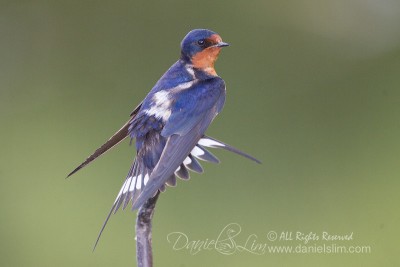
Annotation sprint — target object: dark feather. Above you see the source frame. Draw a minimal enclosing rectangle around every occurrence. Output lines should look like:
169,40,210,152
193,145,220,163
184,155,203,173
175,164,190,180
67,103,142,178
165,175,177,187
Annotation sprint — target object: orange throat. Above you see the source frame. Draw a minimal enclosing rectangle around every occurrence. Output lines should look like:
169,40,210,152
191,47,222,76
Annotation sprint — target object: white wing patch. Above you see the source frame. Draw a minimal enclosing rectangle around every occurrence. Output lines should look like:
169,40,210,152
144,174,149,186
135,174,142,189
183,157,192,165
191,145,205,158
128,176,137,191
185,65,195,79
114,174,144,203
144,80,196,121
173,80,195,91
145,90,172,121
115,176,133,202
198,137,225,148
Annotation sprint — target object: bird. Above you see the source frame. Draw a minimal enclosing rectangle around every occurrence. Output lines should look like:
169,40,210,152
67,29,260,248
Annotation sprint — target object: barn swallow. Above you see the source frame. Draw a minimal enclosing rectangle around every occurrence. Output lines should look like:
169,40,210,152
68,29,260,248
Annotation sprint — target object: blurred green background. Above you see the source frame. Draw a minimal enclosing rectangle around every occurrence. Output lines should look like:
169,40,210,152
1,1,399,266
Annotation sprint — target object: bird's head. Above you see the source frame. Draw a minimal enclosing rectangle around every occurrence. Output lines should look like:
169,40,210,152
180,29,229,76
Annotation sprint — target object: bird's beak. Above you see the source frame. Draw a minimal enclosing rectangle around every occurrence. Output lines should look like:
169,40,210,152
216,42,229,47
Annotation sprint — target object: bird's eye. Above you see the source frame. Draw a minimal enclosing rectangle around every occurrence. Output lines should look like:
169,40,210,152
197,39,205,46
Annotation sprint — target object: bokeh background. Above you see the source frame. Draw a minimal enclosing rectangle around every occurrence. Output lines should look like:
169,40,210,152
1,1,399,266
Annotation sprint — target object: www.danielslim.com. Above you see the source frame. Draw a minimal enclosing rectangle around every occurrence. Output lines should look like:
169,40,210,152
266,244,371,254
167,238,372,255
167,237,372,255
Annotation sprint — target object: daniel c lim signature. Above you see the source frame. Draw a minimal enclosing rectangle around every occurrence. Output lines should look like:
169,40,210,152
166,223,356,255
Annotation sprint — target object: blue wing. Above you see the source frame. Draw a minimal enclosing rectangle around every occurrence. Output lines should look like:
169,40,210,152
132,77,226,209
161,77,225,136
